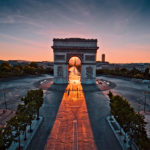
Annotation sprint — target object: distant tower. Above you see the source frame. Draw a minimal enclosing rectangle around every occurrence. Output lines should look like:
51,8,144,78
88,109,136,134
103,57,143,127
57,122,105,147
102,54,105,62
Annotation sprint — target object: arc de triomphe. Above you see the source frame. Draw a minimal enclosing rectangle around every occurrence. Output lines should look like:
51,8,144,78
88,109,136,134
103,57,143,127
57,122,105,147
52,38,99,84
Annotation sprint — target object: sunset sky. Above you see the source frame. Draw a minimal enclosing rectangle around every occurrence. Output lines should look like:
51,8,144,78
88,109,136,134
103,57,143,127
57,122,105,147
69,57,81,66
0,0,150,63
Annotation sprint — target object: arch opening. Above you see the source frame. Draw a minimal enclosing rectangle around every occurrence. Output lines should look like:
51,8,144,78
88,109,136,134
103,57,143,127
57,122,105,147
68,56,81,84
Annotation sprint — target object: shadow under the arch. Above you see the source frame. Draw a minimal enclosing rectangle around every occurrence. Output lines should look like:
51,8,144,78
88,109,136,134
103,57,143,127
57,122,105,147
82,83,122,150
47,82,68,92
27,82,67,150
45,81,97,150
81,83,100,92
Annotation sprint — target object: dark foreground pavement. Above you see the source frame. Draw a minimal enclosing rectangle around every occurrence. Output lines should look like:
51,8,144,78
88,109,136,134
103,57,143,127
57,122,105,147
27,84,67,150
83,84,121,150
27,83,121,150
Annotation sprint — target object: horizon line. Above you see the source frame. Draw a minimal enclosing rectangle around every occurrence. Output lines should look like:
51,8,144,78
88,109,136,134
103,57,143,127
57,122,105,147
0,59,150,64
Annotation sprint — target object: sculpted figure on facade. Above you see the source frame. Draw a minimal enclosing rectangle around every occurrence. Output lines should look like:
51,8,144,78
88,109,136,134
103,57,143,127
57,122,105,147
57,66,63,77
86,66,93,79
85,55,95,61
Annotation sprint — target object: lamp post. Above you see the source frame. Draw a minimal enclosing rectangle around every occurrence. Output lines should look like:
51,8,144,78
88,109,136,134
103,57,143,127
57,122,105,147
3,89,7,110
137,96,145,113
137,98,141,113
143,90,150,113
144,94,146,113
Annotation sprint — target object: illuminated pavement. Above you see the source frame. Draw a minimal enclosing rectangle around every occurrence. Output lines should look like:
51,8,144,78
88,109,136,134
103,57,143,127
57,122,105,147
46,68,97,150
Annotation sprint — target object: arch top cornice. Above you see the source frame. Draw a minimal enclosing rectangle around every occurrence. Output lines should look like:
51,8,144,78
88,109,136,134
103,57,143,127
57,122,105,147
52,46,99,51
52,38,99,52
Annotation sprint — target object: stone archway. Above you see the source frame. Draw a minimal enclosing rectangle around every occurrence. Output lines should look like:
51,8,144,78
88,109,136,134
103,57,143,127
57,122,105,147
68,56,82,84
52,38,99,84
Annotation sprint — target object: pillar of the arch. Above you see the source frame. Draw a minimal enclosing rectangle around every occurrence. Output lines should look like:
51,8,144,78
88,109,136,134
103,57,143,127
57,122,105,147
54,64,68,84
81,65,96,84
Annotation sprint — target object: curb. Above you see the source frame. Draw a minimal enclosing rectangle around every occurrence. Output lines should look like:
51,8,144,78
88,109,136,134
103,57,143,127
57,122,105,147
8,116,44,150
24,116,44,150
106,116,138,150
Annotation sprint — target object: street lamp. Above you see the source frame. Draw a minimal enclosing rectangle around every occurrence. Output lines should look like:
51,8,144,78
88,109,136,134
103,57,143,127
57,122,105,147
143,90,150,113
137,96,145,113
144,94,146,113
2,89,7,111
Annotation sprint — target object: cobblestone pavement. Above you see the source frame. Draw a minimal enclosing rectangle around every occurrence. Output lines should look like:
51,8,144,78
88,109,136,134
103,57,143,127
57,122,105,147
46,70,97,150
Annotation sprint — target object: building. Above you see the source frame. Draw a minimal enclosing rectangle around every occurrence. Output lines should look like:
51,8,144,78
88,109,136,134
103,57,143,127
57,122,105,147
52,38,99,84
102,54,105,62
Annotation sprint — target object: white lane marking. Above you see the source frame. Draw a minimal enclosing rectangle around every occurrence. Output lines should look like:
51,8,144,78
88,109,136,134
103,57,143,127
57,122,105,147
73,120,78,150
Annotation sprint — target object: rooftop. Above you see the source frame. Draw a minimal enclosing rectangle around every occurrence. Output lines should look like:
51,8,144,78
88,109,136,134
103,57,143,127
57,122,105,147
53,38,97,42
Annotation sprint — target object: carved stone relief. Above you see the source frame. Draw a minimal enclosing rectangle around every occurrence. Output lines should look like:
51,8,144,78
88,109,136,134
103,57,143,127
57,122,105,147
86,66,93,79
85,55,95,61
57,66,63,77
55,55,65,61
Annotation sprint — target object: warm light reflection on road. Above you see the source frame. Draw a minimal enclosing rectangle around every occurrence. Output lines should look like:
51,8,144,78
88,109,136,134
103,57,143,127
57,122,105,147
46,67,97,150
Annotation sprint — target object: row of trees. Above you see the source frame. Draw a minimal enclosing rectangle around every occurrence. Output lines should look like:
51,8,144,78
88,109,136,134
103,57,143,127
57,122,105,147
108,92,150,150
0,62,53,78
0,89,44,150
97,68,150,80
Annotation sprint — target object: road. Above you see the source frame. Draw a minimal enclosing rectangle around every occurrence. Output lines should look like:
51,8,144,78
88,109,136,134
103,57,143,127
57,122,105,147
45,68,97,150
0,74,52,110
97,75,150,112
0,73,123,150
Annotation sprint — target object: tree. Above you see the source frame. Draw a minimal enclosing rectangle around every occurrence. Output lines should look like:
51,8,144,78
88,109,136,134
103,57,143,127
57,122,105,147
130,67,141,76
109,93,150,149
108,91,113,99
7,116,22,150
18,64,23,70
30,62,38,68
0,88,44,149
44,67,53,74
120,68,128,73
0,62,12,72
21,89,44,120
144,68,149,79
16,104,30,140
13,66,21,74
1,125,13,149
0,128,5,150
24,65,36,75
130,113,148,148
21,94,36,132
34,89,43,120
144,68,149,75
134,73,143,79
26,101,36,132
37,66,44,74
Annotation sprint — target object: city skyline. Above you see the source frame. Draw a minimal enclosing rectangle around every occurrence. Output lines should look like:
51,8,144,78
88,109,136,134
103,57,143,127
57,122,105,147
0,0,150,63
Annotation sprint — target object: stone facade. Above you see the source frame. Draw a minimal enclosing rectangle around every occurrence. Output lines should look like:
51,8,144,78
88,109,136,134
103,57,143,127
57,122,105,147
52,38,99,84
